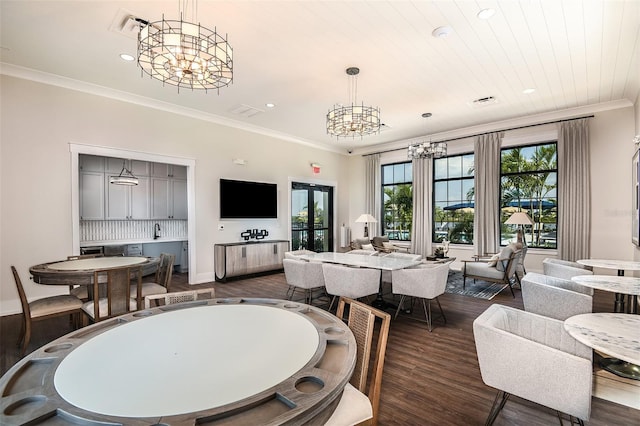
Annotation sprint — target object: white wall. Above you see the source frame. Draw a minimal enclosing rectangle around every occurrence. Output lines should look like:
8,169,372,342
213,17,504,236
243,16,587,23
0,75,351,315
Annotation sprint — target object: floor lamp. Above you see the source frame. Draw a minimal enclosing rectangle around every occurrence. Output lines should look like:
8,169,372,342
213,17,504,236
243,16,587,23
355,214,377,238
505,212,534,245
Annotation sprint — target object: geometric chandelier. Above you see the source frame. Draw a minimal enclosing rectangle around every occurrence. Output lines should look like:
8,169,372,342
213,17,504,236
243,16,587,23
326,67,381,138
137,2,233,92
407,113,447,159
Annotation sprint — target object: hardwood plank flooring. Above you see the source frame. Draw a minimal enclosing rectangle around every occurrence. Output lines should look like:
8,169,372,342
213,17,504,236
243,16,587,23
2,272,638,425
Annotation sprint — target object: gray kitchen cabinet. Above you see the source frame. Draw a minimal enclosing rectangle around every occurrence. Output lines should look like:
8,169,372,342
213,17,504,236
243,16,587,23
106,158,149,176
151,177,187,219
79,155,104,173
151,163,186,179
106,176,150,220
214,240,289,282
80,171,105,220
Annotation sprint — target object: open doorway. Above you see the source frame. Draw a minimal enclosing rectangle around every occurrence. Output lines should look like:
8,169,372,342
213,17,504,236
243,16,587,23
291,182,334,252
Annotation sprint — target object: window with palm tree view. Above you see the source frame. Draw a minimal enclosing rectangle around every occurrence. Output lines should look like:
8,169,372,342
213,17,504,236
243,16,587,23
433,154,475,244
382,162,412,241
500,142,557,248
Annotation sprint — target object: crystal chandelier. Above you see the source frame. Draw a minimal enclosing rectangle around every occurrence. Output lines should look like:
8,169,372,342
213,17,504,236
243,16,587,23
326,67,380,138
407,113,447,159
137,1,233,92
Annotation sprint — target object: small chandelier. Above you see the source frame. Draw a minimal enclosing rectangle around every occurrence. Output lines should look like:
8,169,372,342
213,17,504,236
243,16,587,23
408,113,447,159
137,1,233,92
326,67,381,138
110,161,139,186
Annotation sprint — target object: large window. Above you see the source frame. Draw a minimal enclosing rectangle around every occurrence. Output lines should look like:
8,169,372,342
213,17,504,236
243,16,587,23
500,142,557,248
381,162,412,241
433,153,475,244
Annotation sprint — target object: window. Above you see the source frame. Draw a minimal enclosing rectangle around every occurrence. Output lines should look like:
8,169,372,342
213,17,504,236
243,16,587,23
381,162,412,241
500,143,557,248
433,153,475,244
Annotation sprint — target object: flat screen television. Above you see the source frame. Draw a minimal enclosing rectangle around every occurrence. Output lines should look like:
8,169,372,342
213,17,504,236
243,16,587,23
220,179,278,219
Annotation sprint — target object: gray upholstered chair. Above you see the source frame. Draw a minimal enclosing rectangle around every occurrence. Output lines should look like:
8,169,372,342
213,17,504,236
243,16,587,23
461,243,521,298
379,252,422,285
521,272,593,321
144,288,215,308
282,258,325,305
473,304,592,426
542,258,593,280
283,249,316,260
130,252,175,307
391,262,450,331
322,263,380,311
12,266,83,356
324,297,390,426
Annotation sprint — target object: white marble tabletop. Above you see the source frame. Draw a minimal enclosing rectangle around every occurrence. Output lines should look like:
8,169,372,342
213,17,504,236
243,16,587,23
572,275,640,296
564,313,640,365
300,251,422,271
577,258,640,272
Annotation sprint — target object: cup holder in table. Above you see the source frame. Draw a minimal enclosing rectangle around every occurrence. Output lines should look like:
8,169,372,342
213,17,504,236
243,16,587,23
133,310,153,318
323,326,346,336
295,376,325,394
44,343,73,353
3,395,47,416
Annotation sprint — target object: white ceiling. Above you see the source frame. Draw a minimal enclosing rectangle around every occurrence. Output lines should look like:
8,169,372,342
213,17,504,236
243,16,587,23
1,1,639,154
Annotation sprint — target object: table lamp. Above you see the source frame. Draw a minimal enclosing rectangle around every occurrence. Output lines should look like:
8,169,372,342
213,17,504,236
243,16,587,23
505,212,534,245
355,214,377,238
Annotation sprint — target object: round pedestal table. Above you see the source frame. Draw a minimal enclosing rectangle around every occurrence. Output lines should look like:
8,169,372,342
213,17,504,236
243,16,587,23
576,259,640,313
0,298,356,425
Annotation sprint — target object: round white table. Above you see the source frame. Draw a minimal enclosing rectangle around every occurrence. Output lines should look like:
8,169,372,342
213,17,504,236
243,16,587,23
564,313,640,380
0,298,356,425
576,259,640,313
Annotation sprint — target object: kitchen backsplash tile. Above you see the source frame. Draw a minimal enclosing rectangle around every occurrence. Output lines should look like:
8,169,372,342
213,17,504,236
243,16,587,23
80,220,187,242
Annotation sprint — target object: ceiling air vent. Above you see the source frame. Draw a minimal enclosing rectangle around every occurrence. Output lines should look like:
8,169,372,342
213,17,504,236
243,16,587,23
470,96,498,108
109,8,146,39
229,104,264,118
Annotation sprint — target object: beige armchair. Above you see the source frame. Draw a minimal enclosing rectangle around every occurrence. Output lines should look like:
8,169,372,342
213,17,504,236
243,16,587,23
473,304,592,425
322,263,380,311
542,258,593,280
283,258,325,305
462,244,521,298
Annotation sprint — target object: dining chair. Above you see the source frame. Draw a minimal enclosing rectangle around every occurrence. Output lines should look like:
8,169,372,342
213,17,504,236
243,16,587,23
542,258,593,280
391,262,450,331
461,245,521,298
325,297,391,426
82,265,142,323
144,288,215,309
322,263,380,311
521,272,593,321
283,258,325,305
473,304,592,425
11,265,83,356
67,253,104,301
130,252,175,308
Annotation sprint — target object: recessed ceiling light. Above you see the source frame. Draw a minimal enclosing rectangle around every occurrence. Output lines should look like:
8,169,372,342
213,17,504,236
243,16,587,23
432,26,453,39
477,8,496,20
120,53,135,61
265,103,276,108
523,88,536,94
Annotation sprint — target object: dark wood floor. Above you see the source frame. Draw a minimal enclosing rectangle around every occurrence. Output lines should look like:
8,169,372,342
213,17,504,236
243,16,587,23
2,272,638,425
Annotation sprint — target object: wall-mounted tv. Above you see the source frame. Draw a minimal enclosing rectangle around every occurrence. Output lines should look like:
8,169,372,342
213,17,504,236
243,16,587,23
220,179,278,219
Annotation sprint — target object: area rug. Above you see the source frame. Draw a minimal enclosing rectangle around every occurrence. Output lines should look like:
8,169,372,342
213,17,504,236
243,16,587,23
445,270,509,300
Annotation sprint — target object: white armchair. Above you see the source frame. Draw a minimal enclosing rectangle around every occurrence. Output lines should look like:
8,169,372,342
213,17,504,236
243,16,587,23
462,244,521,298
391,262,450,331
473,304,592,425
282,258,325,305
322,263,380,311
542,258,593,280
521,272,593,321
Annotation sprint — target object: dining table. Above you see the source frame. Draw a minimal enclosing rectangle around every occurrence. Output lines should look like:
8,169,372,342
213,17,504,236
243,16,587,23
0,297,356,425
576,258,640,314
564,313,640,381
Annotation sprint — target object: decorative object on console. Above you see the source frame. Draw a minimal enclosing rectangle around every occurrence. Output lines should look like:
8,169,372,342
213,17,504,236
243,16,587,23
355,214,377,238
505,211,534,245
136,0,233,92
407,113,447,159
326,67,380,138
241,229,269,241
109,160,139,186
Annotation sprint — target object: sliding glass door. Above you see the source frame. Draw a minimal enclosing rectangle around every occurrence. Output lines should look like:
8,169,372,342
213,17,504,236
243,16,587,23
291,182,334,252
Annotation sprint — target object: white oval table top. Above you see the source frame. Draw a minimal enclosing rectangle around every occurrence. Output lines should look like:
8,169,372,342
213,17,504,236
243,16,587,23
301,251,421,270
48,256,148,271
54,304,320,418
577,258,640,272
564,313,640,365
572,275,640,296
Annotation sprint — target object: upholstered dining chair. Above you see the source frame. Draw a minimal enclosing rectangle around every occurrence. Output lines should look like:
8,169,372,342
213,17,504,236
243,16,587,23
391,262,450,331
283,258,325,305
283,249,316,260
82,265,142,323
473,304,592,426
324,297,391,426
461,244,521,298
542,258,593,280
12,265,83,356
521,272,593,321
322,263,380,311
144,288,215,309
129,252,175,308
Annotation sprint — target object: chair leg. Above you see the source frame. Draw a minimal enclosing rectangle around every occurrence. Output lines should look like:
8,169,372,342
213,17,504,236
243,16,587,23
463,275,466,289
485,390,510,426
422,298,432,332
20,318,32,356
328,295,337,312
394,295,407,320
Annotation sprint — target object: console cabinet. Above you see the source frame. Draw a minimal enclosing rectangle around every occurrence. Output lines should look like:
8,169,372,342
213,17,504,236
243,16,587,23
214,240,289,282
